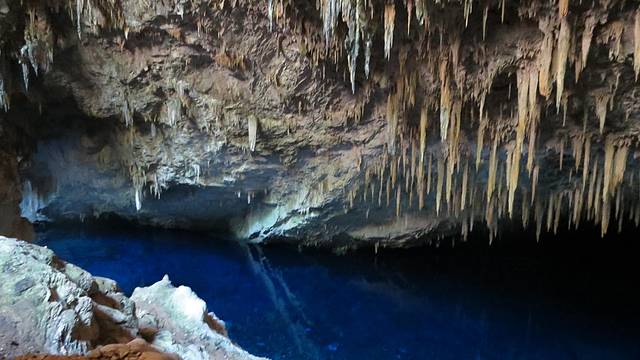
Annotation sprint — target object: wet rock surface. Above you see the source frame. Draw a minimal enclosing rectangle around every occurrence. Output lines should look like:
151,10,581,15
0,236,263,360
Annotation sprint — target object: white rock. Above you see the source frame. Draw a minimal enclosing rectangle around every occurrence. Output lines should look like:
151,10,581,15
132,275,267,360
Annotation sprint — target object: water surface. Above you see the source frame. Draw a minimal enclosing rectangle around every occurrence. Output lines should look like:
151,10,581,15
37,225,640,360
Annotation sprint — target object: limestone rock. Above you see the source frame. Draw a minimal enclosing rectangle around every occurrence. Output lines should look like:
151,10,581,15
0,237,137,358
0,237,263,360
131,276,265,360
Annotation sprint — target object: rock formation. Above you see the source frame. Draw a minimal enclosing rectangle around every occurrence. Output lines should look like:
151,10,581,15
0,0,639,247
0,236,264,360
15,339,181,360
131,276,258,360
0,150,34,241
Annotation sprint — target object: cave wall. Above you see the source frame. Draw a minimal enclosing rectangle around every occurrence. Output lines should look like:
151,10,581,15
1,0,640,247
0,149,34,240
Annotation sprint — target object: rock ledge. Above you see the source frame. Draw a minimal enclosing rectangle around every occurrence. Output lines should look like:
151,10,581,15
0,237,265,360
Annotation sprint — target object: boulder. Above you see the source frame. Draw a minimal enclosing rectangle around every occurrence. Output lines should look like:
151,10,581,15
0,237,265,360
131,276,265,360
0,237,137,358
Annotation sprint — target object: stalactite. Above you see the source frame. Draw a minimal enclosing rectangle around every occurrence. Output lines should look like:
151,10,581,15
526,114,537,175
578,15,596,80
559,0,569,18
635,9,640,80
386,92,399,153
595,166,603,221
419,107,428,164
392,155,398,189
555,17,571,111
580,137,589,192
573,188,582,227
461,162,468,210
559,138,564,170
531,165,539,204
487,135,499,204
384,3,396,60
248,116,258,152
320,0,339,48
409,142,416,194
594,92,611,134
476,96,486,170
463,0,473,27
396,185,401,218
482,5,489,41
572,136,583,172
77,0,84,39
418,107,428,209
616,191,624,232
436,156,444,215
509,67,533,215
605,21,624,61
427,153,432,194
135,188,142,211
450,36,461,71
538,22,554,98
561,95,569,127
522,192,530,228
601,195,610,237
192,164,201,183
528,69,539,121
446,102,462,201
0,76,8,112
20,54,30,92
553,193,562,233
603,140,615,203
612,144,629,190
587,159,598,216
445,156,453,207
268,0,274,31
386,177,391,207
439,59,451,142
347,0,363,94
122,96,133,127
167,96,182,126
365,34,372,79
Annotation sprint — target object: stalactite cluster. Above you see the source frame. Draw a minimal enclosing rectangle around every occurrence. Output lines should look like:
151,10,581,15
0,0,125,105
348,132,639,242
263,0,640,240
3,0,640,242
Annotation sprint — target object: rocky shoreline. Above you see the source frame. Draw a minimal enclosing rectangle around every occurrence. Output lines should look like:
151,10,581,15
0,237,265,360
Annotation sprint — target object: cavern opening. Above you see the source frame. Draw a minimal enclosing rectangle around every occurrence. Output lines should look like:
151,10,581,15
2,0,640,359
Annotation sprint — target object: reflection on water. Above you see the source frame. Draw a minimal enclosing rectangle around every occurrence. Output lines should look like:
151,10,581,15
37,225,640,360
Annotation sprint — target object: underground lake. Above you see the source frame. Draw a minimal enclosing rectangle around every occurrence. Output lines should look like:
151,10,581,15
34,222,640,360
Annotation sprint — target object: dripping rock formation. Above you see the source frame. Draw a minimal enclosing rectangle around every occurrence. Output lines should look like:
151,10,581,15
1,0,640,247
0,236,263,360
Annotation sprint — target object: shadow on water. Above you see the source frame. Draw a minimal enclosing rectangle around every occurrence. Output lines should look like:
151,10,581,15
35,221,640,360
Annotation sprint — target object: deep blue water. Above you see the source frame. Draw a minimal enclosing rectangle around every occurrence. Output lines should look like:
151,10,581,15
36,225,640,360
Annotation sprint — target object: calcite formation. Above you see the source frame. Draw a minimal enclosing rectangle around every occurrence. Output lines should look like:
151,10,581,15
1,0,640,247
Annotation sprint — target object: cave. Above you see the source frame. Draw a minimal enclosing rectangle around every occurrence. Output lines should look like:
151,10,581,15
1,0,640,359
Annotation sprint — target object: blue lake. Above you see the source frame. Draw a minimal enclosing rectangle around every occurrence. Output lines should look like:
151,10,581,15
36,225,640,360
